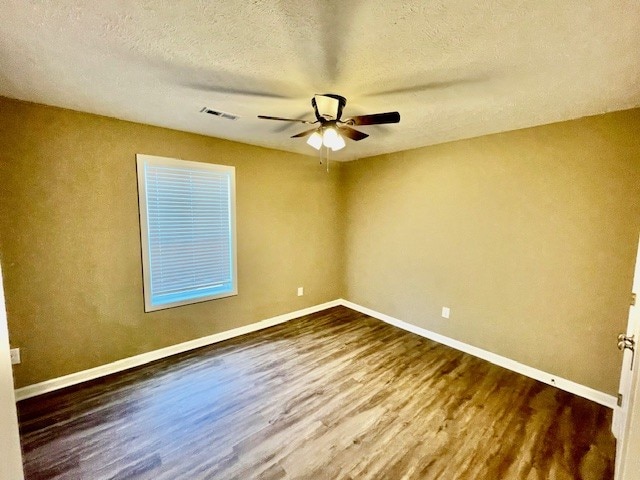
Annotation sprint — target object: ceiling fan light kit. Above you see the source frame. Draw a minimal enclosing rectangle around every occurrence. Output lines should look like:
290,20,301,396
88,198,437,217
306,126,345,152
258,93,400,156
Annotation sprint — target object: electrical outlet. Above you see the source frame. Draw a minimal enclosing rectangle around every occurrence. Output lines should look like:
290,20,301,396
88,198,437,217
10,348,20,365
441,307,450,319
297,287,304,296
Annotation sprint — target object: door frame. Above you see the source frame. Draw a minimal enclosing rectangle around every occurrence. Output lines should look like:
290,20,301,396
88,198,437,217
0,262,25,479
615,234,640,479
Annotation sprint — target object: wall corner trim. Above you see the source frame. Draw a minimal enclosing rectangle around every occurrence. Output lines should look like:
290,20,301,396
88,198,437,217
14,299,341,401
338,299,618,410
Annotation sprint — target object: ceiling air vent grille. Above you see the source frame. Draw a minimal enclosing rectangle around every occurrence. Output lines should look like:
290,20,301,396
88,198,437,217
200,107,239,120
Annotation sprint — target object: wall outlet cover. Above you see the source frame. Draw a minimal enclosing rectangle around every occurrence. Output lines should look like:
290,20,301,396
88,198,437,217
297,287,304,296
441,307,450,319
10,348,20,365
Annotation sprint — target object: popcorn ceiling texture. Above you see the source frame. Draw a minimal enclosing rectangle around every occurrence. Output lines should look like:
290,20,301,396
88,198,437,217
0,1,639,161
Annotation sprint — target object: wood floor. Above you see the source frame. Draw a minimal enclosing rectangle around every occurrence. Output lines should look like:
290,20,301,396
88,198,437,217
18,306,616,479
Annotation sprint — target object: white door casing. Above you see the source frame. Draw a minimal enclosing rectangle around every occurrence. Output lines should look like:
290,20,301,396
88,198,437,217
614,235,640,479
0,263,25,480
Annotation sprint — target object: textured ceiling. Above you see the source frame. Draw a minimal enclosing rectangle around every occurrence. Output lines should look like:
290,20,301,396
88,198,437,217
1,1,639,161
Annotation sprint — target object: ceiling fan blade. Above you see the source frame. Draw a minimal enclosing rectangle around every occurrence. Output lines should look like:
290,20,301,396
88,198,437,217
344,112,400,126
187,83,291,99
338,126,369,141
364,77,489,97
291,127,319,139
272,112,314,133
184,82,291,98
258,115,316,124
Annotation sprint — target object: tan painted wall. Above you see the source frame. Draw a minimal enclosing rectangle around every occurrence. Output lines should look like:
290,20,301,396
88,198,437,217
1,95,638,396
0,97,345,388
343,109,640,395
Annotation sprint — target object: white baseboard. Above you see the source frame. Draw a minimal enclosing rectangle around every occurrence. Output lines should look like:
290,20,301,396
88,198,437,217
339,299,617,409
16,298,617,410
14,300,341,401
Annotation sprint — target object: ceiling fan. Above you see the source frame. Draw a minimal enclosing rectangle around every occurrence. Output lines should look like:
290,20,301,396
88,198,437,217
258,94,400,151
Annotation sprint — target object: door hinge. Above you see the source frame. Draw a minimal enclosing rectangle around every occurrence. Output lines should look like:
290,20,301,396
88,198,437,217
618,393,623,407
632,292,636,306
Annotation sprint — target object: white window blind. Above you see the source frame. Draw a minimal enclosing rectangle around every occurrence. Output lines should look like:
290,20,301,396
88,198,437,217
136,154,237,312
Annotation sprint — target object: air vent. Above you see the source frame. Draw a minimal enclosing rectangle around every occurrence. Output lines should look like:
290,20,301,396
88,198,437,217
200,107,239,120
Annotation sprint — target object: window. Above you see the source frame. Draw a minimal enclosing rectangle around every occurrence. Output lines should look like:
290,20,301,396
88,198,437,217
136,154,237,312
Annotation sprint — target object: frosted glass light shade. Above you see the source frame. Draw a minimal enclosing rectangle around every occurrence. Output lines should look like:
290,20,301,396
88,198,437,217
306,131,323,150
322,127,338,147
314,95,340,119
330,133,345,151
322,127,345,151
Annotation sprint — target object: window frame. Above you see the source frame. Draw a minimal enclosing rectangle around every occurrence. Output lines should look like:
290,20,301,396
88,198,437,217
136,154,238,312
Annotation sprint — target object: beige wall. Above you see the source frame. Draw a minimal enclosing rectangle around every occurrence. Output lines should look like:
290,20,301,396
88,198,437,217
0,97,344,388
343,109,640,395
1,95,638,396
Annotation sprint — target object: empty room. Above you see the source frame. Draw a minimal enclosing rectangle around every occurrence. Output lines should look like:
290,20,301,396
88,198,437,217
1,1,640,479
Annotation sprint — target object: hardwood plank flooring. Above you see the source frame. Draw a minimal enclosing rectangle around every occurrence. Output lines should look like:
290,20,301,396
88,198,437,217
18,306,616,479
